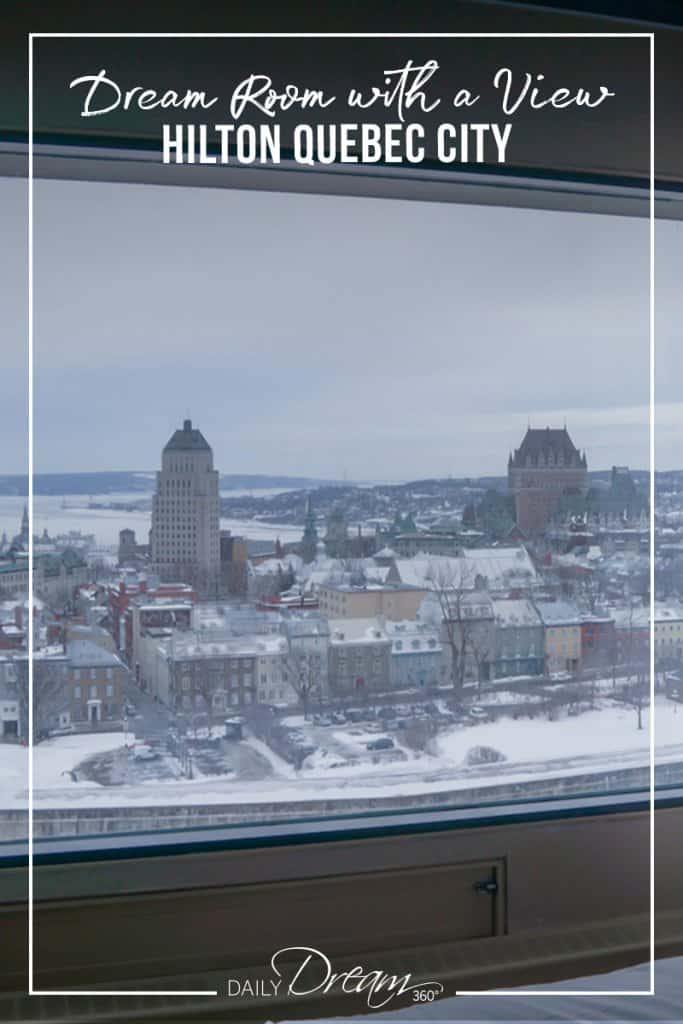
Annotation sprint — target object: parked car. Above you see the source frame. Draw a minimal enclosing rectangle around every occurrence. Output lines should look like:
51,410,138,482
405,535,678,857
345,708,365,723
366,736,394,751
468,706,490,721
133,743,159,761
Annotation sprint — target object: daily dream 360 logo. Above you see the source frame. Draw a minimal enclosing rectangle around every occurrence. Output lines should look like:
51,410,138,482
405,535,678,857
226,946,444,1010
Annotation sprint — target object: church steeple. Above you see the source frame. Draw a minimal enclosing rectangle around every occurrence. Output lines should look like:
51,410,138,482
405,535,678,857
20,504,29,541
300,494,319,564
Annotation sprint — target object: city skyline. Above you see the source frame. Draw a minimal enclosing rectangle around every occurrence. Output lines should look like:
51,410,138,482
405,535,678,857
2,177,680,478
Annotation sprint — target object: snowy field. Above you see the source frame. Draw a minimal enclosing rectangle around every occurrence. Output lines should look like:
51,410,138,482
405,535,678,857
0,696,679,812
434,700,660,766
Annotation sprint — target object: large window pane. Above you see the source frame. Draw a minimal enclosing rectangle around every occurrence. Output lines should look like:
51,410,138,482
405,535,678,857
0,177,669,843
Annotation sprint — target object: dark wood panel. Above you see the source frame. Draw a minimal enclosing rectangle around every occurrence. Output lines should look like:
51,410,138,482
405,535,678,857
31,859,502,987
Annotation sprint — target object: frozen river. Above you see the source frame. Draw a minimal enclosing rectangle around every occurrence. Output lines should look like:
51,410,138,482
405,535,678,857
0,492,302,548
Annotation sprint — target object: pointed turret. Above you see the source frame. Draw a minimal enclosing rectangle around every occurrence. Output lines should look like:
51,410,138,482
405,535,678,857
300,493,319,564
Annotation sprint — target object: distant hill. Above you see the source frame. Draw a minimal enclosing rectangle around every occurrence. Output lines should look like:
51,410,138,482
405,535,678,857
0,468,654,498
0,472,343,497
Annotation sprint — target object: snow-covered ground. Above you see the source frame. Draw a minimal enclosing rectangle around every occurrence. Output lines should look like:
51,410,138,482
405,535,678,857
434,700,658,766
1,732,126,801
0,697,679,812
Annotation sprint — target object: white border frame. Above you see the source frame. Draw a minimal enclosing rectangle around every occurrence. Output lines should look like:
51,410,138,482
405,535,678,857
27,30,655,1002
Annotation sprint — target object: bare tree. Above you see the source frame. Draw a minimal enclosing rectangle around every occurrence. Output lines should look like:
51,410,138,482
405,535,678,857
623,585,648,684
468,620,492,698
577,571,603,614
13,655,69,741
423,560,477,701
282,646,320,720
608,628,619,689
402,718,435,753
171,657,225,738
621,673,649,731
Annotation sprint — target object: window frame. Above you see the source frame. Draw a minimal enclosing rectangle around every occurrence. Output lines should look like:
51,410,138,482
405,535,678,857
2,31,675,905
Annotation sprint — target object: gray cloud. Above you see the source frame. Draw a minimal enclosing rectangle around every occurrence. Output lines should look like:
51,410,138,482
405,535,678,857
2,177,679,478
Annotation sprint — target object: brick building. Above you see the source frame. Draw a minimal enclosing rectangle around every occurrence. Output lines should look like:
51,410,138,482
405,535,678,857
508,427,588,535
580,614,617,671
66,639,127,725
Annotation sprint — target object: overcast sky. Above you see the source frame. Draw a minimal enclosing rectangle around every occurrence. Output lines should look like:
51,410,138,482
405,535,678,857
2,177,680,480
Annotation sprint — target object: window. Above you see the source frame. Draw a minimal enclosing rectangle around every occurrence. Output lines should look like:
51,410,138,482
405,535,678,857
73,685,81,699
6,34,672,861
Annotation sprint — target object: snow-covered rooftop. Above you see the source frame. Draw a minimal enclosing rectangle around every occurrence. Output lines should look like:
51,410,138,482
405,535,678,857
393,546,537,592
492,598,542,628
328,617,390,646
165,631,288,660
66,640,123,668
534,600,583,627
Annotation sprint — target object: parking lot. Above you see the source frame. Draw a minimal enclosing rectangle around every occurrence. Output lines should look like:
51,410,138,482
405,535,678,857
259,698,498,772
71,678,630,788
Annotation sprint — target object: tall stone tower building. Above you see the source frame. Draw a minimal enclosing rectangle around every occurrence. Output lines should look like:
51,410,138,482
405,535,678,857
508,426,587,535
151,419,220,594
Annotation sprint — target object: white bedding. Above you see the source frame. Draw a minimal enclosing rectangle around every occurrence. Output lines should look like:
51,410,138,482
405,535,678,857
364,957,682,1022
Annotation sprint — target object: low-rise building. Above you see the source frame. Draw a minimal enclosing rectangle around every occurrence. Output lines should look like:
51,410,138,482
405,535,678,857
386,620,443,690
491,598,545,679
0,656,20,738
65,623,116,653
609,602,683,667
580,614,617,671
654,604,683,662
10,647,70,739
327,617,392,697
1,642,126,738
317,581,428,621
534,599,582,675
152,630,298,713
247,556,302,601
66,639,127,725
255,634,298,706
0,559,30,596
280,612,330,698
419,589,496,686
108,575,195,654
0,549,89,604
388,546,538,595
128,597,194,682
610,604,649,667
